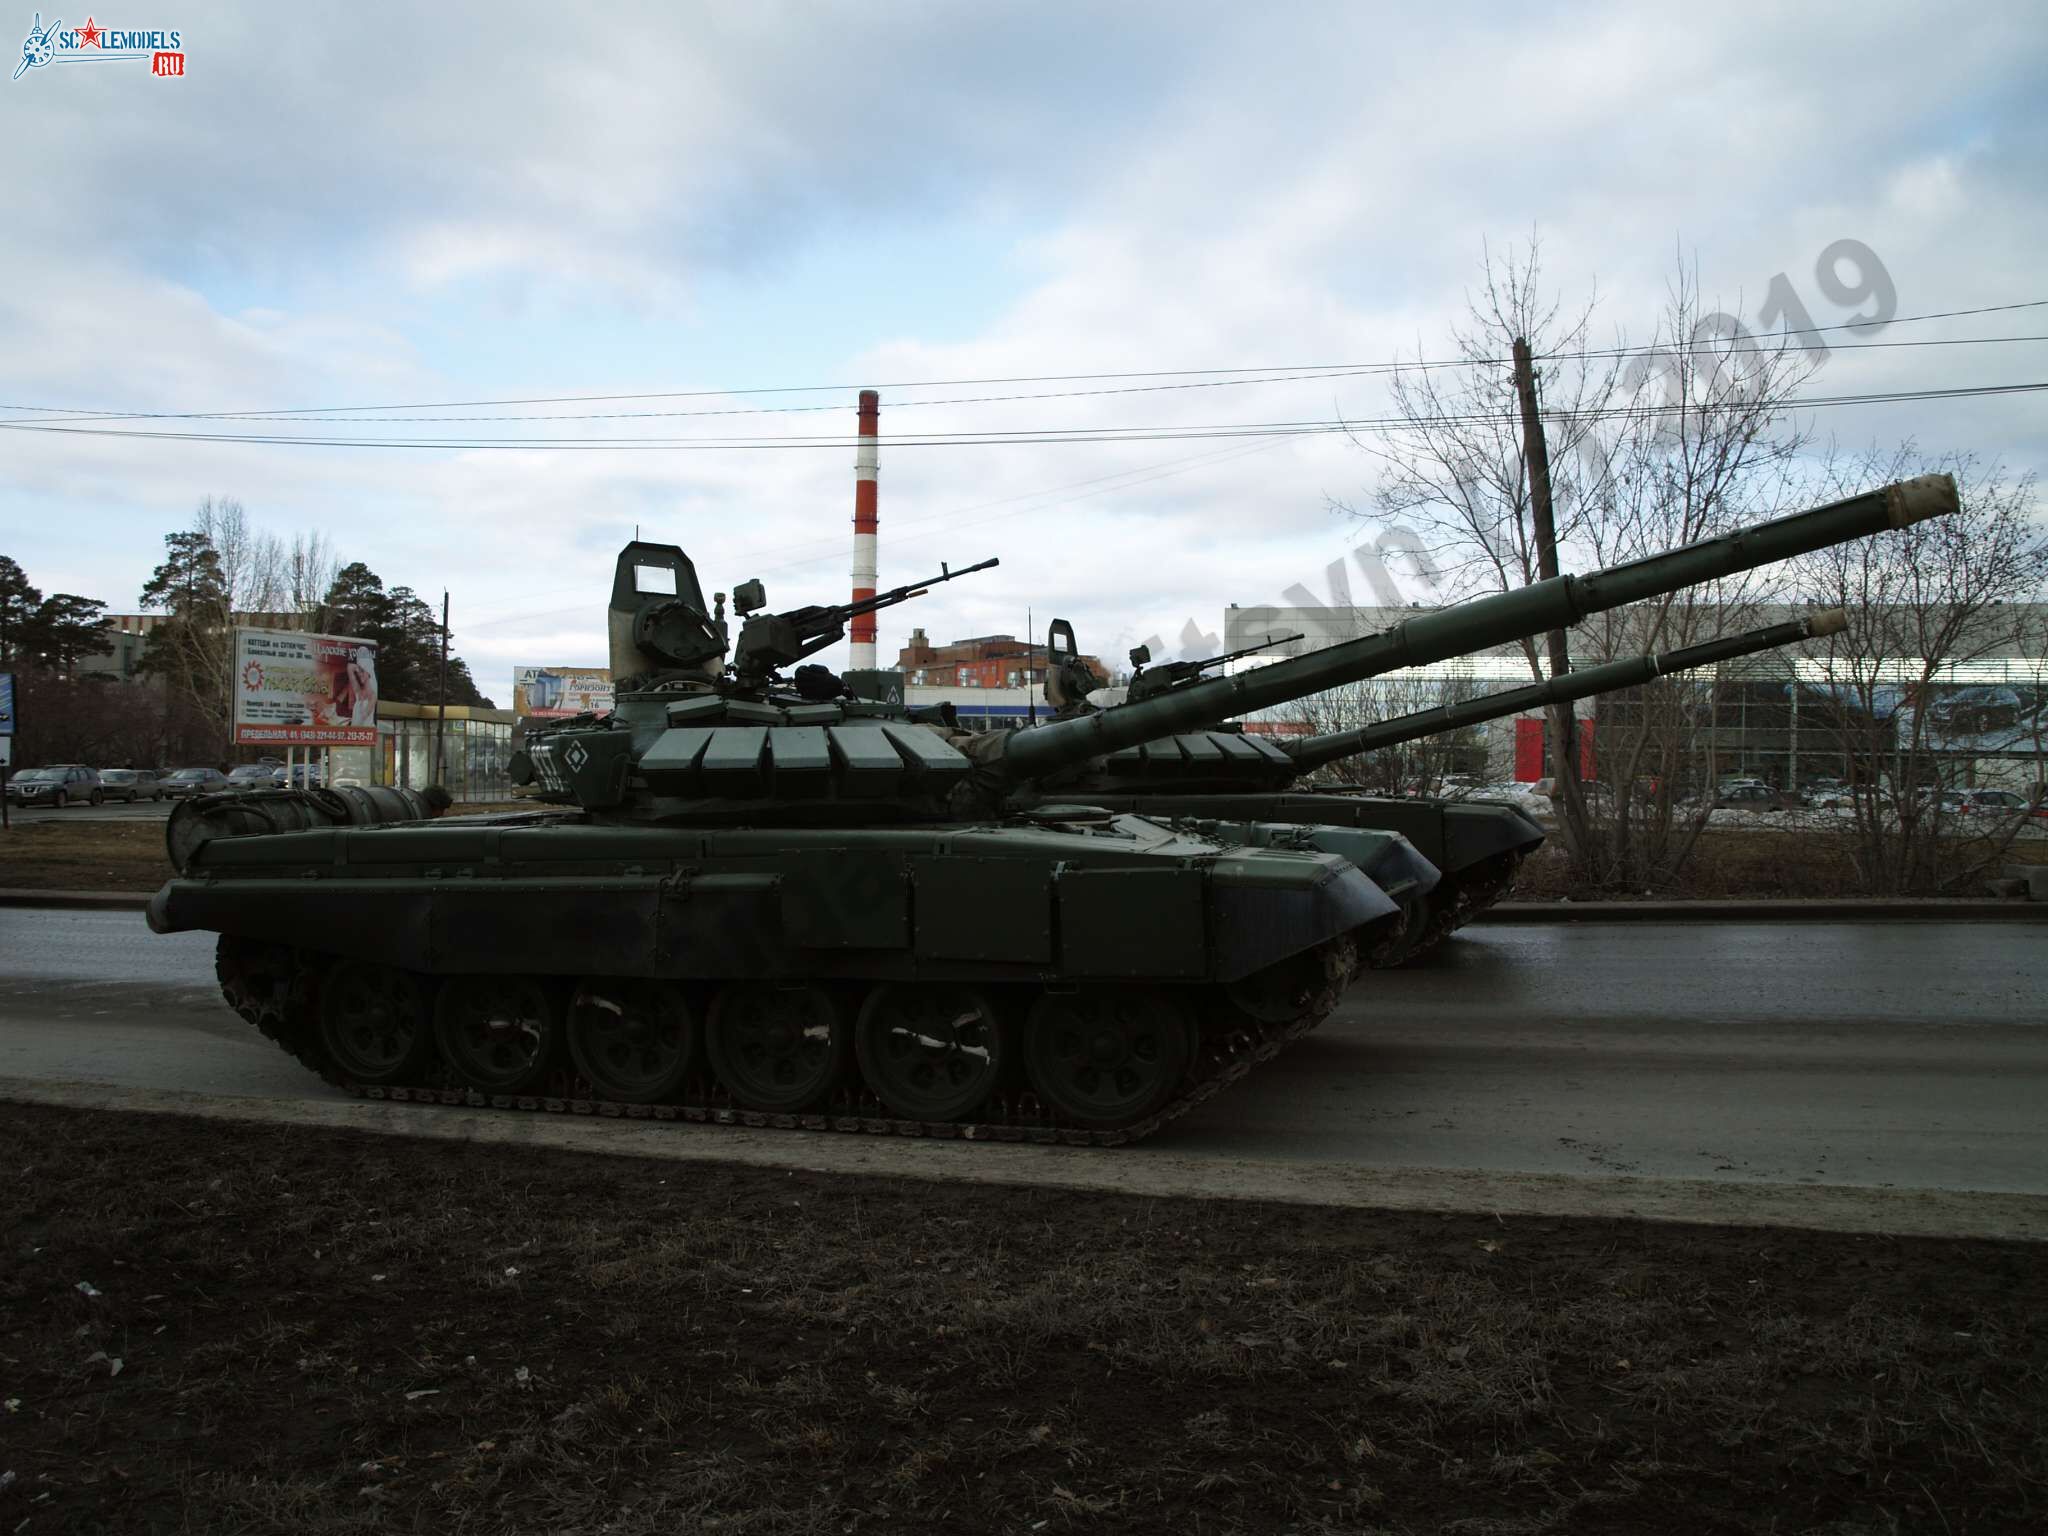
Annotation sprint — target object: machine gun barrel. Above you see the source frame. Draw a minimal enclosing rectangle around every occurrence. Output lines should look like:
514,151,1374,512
733,556,1000,679
995,474,1955,782
1284,610,1848,770
842,557,1001,625
1126,631,1303,702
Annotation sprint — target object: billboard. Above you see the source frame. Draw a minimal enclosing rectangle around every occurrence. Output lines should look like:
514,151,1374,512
513,665,613,719
234,628,379,746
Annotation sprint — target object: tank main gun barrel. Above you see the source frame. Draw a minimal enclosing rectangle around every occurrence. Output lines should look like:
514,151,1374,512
995,474,1955,782
1284,609,1848,770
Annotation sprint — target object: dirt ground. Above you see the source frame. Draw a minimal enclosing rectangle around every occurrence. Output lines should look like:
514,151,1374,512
0,818,174,892
4,816,2044,899
3,1104,2043,1534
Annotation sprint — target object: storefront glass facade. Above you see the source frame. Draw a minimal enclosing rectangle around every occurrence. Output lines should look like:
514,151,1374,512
375,708,516,802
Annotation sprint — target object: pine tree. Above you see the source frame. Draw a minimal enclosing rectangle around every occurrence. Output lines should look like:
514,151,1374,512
138,529,234,749
0,555,44,663
29,593,113,677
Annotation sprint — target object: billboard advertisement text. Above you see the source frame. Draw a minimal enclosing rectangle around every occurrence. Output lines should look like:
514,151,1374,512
514,665,613,719
234,628,379,746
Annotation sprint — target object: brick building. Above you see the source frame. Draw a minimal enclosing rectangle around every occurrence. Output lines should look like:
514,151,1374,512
888,628,1109,730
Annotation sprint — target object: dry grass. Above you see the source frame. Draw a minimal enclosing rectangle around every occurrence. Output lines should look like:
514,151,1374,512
1513,823,2048,901
0,817,174,891
3,1103,2044,1533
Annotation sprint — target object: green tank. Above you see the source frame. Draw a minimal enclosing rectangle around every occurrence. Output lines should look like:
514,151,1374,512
147,475,1955,1143
1020,609,1850,963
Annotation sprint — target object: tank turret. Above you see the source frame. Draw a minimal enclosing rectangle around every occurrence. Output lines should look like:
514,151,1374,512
1001,478,1950,962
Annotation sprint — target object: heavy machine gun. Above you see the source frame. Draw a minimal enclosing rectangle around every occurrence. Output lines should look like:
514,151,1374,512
609,542,999,693
730,557,1000,687
1124,631,1303,703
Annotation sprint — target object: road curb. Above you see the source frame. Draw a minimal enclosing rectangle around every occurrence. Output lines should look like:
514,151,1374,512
2,1076,2041,1242
1478,898,2048,923
0,889,150,910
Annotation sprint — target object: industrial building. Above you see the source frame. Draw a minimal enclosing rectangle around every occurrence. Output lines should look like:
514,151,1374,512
1221,601,2048,793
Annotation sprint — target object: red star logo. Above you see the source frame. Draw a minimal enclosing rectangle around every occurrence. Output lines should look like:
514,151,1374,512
76,18,103,47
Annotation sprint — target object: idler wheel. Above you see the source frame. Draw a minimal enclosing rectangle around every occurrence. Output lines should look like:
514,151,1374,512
434,975,561,1094
854,983,1009,1122
1222,935,1358,1027
567,978,700,1103
706,984,849,1113
1023,988,1193,1131
319,960,436,1085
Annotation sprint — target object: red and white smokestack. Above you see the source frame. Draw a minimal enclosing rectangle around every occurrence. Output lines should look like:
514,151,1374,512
849,389,880,670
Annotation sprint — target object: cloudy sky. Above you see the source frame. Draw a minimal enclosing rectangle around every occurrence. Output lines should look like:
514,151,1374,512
3,0,2043,698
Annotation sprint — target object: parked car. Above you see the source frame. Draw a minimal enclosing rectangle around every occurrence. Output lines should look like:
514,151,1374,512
3,764,104,808
225,762,284,793
97,768,164,803
1710,782,1794,812
1687,782,1802,819
161,767,232,798
1930,788,2032,817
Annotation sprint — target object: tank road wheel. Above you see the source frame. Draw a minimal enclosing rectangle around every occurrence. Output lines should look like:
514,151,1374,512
434,976,561,1094
318,960,436,1085
854,983,1009,1122
567,978,700,1104
706,984,849,1113
1023,988,1193,1132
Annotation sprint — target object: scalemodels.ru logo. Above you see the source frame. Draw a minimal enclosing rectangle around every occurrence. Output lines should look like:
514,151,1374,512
13,11,185,80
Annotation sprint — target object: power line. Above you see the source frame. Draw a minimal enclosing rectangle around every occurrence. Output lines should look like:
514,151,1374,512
5,332,2045,429
3,299,2042,426
2,379,2041,452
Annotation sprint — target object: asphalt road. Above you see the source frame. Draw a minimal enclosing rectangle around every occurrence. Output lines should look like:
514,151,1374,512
2,908,2042,1196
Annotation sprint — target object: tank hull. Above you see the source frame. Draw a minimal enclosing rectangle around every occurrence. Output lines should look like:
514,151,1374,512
1018,790,1541,963
149,807,1414,1142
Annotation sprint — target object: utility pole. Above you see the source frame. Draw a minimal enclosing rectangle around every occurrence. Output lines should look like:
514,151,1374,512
1026,606,1035,726
433,590,450,790
1512,337,1589,839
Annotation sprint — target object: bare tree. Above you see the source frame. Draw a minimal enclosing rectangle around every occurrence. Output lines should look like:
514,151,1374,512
1794,446,2047,893
1281,668,1489,797
1339,242,1818,890
286,531,341,623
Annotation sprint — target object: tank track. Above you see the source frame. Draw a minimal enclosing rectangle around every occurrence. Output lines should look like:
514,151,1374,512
1373,850,1523,968
216,938,1349,1150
